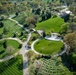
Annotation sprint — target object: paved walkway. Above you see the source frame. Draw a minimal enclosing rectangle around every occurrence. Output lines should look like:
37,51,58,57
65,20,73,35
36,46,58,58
8,17,29,32
0,37,23,44
31,38,67,57
20,33,31,75
0,37,22,62
0,14,67,75
0,16,31,75
0,51,19,62
31,39,41,55
0,33,31,75
9,16,31,75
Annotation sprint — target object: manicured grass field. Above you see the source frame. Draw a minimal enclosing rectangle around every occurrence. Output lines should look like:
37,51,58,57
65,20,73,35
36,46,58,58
35,17,65,33
0,39,21,59
0,55,23,75
34,39,63,55
0,19,27,41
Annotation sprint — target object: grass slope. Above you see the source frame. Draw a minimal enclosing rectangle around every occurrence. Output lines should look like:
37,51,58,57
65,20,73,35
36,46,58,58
0,19,27,41
36,17,65,33
34,39,63,55
0,55,23,75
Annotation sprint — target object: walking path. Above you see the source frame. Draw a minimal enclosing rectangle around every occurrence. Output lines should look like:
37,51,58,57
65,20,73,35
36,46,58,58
0,51,19,62
20,33,31,75
31,39,41,55
31,35,67,57
0,14,67,75
0,37,23,44
9,16,31,75
0,15,31,75
8,16,29,32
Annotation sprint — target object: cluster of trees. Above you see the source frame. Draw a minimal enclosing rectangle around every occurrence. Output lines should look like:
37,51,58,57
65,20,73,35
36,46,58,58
58,1,76,71
0,0,27,15
64,33,76,71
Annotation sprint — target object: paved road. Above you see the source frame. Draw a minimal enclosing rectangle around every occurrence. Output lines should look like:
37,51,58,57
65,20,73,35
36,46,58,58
0,37,22,62
31,39,42,55
19,32,31,75
0,15,31,75
0,33,31,75
31,38,67,57
8,17,29,32
0,51,19,62
9,16,31,75
0,37,23,44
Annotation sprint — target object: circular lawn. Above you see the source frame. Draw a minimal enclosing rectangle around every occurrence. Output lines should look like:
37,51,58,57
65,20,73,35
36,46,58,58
34,39,63,55
0,39,22,59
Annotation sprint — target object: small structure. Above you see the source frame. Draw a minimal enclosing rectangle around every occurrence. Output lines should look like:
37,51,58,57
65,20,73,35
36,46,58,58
45,33,61,41
59,10,72,17
37,30,43,37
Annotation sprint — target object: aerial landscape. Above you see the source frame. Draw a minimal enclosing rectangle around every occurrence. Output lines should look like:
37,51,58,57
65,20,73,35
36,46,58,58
0,0,76,75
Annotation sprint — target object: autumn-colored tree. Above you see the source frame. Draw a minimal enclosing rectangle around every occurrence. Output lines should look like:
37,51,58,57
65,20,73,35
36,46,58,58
26,16,37,28
6,46,14,55
64,33,76,53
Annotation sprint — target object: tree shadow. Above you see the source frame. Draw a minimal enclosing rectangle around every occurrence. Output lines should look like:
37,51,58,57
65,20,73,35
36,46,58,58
17,61,23,70
0,50,5,54
61,54,72,71
23,60,28,69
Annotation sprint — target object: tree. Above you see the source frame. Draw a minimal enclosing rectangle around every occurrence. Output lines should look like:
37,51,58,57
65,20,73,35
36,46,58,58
46,11,51,19
35,8,41,15
68,52,76,64
3,27,7,34
13,33,16,37
20,31,23,36
42,31,46,37
6,46,14,55
60,23,69,34
64,33,76,53
41,14,46,21
15,12,18,16
64,14,70,22
3,40,7,49
0,15,5,21
26,16,37,27
69,23,76,32
18,44,22,49
0,34,3,39
0,21,4,28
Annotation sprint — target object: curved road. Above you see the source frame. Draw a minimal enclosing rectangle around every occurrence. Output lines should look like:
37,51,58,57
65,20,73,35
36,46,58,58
31,38,67,57
0,15,31,75
9,16,31,75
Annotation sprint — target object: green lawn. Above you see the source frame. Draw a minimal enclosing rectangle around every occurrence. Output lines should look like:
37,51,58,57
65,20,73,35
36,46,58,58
34,39,63,55
35,17,65,34
0,55,23,75
0,39,21,59
0,19,27,41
